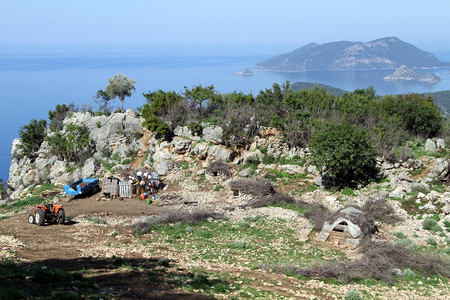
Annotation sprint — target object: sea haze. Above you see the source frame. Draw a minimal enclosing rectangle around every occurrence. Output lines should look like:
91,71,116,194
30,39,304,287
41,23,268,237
1,51,450,181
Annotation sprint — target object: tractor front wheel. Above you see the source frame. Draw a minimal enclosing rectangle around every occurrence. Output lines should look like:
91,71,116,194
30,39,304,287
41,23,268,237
28,214,35,224
35,208,45,226
57,209,65,225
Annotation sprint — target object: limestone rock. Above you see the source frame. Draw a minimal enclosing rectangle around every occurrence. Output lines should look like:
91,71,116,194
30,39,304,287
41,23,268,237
278,164,305,175
425,139,437,152
173,137,191,154
436,138,445,149
202,125,223,143
389,186,406,199
239,168,253,177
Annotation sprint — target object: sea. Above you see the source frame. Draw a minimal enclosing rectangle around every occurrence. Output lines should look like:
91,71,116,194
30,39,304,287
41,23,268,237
1,50,450,182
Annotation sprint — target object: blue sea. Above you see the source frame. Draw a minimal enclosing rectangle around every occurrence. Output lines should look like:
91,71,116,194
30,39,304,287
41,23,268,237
1,50,450,182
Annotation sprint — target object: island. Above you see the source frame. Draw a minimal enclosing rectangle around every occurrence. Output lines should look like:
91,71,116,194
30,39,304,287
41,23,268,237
384,65,441,83
234,68,254,76
256,37,450,71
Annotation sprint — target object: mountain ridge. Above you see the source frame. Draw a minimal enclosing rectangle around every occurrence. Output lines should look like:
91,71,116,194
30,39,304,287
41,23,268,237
257,37,450,71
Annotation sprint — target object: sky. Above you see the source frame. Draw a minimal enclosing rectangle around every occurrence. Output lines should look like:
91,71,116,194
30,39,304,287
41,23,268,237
1,0,450,56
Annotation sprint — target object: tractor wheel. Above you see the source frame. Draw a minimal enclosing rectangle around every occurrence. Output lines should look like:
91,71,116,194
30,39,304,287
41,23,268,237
57,209,65,225
35,208,45,226
28,214,35,224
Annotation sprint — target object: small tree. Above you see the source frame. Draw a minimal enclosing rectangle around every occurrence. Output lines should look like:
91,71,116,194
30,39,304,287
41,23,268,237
94,89,114,115
17,119,47,159
104,73,136,112
310,122,377,188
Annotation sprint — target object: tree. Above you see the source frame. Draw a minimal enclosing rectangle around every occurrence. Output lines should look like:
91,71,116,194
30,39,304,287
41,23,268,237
94,89,114,115
48,103,75,132
310,122,377,188
104,73,136,112
17,119,47,159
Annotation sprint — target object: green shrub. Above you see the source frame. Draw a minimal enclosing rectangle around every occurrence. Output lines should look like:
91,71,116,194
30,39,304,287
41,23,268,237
46,124,92,163
402,268,416,278
431,224,444,233
310,122,377,188
48,103,75,132
444,247,450,255
393,231,407,239
344,290,363,300
422,218,438,231
394,238,419,250
426,237,437,246
17,119,47,158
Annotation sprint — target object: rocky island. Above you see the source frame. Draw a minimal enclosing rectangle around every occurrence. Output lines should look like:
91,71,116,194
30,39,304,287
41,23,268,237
384,65,441,83
256,37,450,71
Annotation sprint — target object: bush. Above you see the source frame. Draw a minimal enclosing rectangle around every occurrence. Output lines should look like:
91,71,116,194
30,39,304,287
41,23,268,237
303,201,331,231
280,240,450,284
361,197,403,225
422,219,438,231
48,103,75,132
228,177,275,197
17,119,47,159
426,237,437,246
207,161,233,178
46,124,93,163
310,122,377,188
344,290,363,300
393,231,407,239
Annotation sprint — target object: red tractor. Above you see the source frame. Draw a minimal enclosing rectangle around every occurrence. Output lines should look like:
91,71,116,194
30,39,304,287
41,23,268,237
28,203,65,226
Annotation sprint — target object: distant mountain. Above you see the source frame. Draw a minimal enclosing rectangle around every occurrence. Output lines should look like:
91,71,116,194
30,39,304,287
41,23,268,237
256,37,450,71
290,81,347,96
384,65,441,83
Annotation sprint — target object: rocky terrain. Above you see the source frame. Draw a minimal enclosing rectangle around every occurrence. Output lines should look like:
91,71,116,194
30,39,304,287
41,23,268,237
384,65,441,83
1,111,450,299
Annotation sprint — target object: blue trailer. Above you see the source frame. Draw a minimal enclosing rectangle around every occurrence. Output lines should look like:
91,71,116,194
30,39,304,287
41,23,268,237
63,178,100,196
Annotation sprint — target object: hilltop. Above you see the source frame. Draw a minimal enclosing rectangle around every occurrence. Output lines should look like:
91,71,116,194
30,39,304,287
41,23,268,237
256,37,450,71
1,84,449,299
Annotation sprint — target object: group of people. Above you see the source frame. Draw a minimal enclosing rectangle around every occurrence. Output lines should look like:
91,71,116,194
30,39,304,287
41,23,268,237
128,171,163,197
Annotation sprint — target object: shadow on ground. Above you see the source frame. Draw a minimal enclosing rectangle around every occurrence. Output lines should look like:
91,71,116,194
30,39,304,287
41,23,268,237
1,256,212,299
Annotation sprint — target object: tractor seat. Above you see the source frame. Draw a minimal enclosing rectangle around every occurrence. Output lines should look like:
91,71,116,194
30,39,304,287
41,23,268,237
46,204,53,211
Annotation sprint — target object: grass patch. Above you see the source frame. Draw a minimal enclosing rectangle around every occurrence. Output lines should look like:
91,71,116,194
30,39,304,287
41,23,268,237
0,196,44,213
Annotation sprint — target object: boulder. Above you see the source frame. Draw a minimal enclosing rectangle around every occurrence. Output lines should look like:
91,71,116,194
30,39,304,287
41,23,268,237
238,168,253,177
82,158,97,178
425,139,437,152
193,142,209,160
436,138,446,149
389,186,406,199
427,158,450,182
278,164,305,175
307,165,318,174
207,145,235,162
202,126,223,143
173,137,191,154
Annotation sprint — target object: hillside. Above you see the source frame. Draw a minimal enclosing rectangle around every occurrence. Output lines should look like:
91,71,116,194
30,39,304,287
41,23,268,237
1,85,449,299
290,81,347,96
1,117,449,299
257,37,450,71
427,90,450,118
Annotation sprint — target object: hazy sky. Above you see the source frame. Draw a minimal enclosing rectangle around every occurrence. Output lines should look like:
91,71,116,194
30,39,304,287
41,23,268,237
1,0,450,55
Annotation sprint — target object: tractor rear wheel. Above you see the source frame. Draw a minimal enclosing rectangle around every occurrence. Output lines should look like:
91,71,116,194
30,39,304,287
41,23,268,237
35,208,45,226
28,214,35,224
57,209,65,225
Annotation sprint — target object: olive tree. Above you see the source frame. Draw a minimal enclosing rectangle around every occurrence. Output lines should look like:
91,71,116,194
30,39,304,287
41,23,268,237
104,73,136,112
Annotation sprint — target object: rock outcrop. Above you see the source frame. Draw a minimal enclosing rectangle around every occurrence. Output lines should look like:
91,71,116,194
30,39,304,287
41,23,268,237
384,65,441,83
